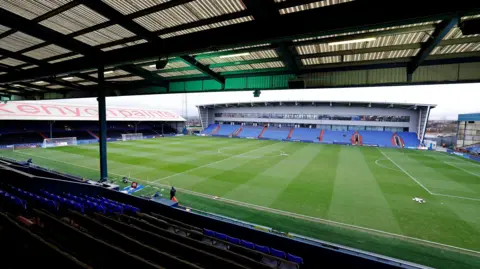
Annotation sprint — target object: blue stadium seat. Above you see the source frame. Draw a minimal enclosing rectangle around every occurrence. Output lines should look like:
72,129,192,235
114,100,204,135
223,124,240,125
215,232,228,241
227,236,240,245
261,128,290,140
240,240,255,249
287,253,304,264
203,228,215,237
290,128,320,141
254,244,270,254
215,125,241,136
271,248,287,259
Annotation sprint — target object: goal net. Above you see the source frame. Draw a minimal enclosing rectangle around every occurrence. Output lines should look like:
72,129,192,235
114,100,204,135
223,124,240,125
43,137,77,148
122,133,144,141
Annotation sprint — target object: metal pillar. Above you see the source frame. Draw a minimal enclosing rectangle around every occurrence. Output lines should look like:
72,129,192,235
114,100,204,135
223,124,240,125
49,120,55,139
97,65,108,181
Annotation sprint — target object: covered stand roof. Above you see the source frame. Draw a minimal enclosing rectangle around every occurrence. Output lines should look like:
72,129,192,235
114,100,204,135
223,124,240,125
197,101,436,109
0,0,478,99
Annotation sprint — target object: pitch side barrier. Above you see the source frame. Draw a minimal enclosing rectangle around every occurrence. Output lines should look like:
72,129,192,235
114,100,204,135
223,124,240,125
0,162,429,269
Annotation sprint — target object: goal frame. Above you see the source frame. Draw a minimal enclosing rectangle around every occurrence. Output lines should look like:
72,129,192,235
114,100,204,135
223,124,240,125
42,137,77,148
121,133,144,142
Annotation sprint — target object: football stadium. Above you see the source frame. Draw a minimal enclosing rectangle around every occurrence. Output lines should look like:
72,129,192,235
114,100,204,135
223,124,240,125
1,1,480,269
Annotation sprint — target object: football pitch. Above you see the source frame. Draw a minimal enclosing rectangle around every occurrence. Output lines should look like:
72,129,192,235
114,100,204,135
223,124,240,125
1,136,480,268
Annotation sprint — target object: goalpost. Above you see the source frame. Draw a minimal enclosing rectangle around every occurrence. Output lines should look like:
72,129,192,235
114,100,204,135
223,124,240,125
42,137,77,148
122,133,144,141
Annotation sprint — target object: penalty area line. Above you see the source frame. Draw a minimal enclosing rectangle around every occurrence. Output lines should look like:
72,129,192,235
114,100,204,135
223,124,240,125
378,149,433,194
443,161,480,178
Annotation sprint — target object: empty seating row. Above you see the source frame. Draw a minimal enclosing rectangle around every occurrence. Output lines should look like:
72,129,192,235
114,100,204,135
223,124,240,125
261,128,290,140
321,131,355,144
396,132,420,147
289,128,320,141
238,126,264,138
204,228,303,268
201,124,218,134
359,131,394,147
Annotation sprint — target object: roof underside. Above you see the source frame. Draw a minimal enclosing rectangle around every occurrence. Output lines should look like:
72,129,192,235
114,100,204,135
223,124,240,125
198,101,435,110
0,0,479,100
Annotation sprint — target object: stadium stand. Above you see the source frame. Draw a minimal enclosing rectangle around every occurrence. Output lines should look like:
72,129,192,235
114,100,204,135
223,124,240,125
215,125,241,136
466,145,480,154
321,131,355,144
396,132,420,148
237,126,264,138
201,124,218,135
0,157,417,269
360,131,395,147
261,128,290,140
289,128,320,142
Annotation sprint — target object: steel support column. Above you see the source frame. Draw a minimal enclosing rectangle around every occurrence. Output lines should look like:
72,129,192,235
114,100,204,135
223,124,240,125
98,65,108,181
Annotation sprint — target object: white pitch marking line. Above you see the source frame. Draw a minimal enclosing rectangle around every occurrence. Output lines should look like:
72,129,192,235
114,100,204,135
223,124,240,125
432,193,480,202
378,149,433,194
5,149,480,255
374,159,402,172
152,142,281,183
444,161,480,178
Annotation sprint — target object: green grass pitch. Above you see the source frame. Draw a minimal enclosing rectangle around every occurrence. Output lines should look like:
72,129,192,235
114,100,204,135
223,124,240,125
1,136,480,269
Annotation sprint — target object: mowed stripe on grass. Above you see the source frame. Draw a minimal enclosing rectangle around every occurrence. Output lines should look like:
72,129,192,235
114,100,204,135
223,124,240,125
1,136,479,252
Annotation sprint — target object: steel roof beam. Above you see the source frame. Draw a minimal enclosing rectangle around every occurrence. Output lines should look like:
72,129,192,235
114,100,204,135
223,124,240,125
407,18,459,80
1,0,478,83
117,65,169,88
180,56,225,85
242,0,300,74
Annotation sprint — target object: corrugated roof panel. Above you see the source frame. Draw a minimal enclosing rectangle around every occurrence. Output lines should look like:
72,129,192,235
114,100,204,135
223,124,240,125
294,21,437,42
74,24,136,46
301,56,341,65
250,61,285,69
0,32,44,52
90,69,130,78
159,69,202,77
462,14,480,20
104,0,171,15
59,76,82,82
46,84,66,89
0,25,10,35
0,58,26,66
23,44,71,59
39,4,109,35
107,76,144,81
0,0,71,20
141,60,189,71
198,49,279,64
181,70,202,75
48,53,83,63
78,81,97,85
101,39,147,51
160,16,253,38
277,0,354,15
134,0,246,32
432,43,480,54
443,27,480,40
21,65,38,70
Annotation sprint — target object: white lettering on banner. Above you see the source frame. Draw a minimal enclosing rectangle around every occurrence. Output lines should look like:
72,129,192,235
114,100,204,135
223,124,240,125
0,102,185,122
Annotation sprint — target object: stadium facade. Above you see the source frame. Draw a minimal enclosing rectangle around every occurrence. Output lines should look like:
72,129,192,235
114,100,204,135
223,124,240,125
197,101,435,148
0,101,185,147
456,113,480,153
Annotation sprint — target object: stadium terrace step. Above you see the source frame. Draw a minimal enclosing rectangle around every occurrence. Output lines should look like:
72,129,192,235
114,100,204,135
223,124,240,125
211,125,221,135
215,124,241,136
86,130,99,139
201,124,218,135
233,126,243,137
258,126,268,138
321,130,355,144
289,128,320,141
237,126,264,138
287,128,294,139
38,132,48,139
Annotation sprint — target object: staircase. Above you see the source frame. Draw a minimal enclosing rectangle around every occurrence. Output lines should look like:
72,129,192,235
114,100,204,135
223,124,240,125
319,130,325,142
211,125,220,135
287,128,294,139
392,133,404,148
38,132,48,139
258,126,267,138
233,126,243,137
351,132,363,145
87,130,99,139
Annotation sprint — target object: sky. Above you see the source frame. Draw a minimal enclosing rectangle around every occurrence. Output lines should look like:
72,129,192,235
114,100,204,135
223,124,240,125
47,83,480,120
